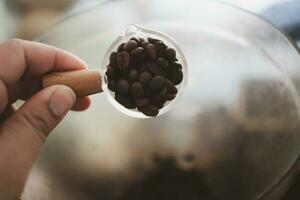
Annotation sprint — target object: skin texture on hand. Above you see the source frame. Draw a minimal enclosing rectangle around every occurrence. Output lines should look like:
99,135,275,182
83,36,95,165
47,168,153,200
0,39,91,200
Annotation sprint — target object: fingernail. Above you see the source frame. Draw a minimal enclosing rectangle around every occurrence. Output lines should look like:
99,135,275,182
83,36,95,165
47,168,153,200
49,87,76,117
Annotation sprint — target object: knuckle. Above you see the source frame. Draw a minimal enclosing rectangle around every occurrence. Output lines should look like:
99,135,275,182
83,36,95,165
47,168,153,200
8,39,23,47
15,111,49,142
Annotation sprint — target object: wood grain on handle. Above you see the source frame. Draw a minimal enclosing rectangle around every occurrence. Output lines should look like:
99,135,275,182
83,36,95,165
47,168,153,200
42,70,102,97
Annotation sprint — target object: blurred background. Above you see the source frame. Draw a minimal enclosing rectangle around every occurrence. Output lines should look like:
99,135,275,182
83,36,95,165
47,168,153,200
2,0,300,200
0,0,299,43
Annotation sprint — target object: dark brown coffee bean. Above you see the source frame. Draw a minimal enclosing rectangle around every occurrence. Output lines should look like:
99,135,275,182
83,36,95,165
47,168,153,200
144,87,153,97
108,80,116,91
174,69,183,85
164,48,176,61
158,99,167,109
159,86,167,98
171,62,182,69
109,52,117,67
150,94,161,104
117,43,125,52
138,72,152,86
117,51,130,69
158,103,164,109
157,57,169,70
165,79,177,94
127,69,138,83
148,37,160,44
106,65,115,78
115,94,135,109
147,62,165,76
138,38,145,44
141,41,149,49
116,79,129,95
124,40,138,51
154,41,167,55
135,98,149,108
130,37,139,44
146,44,157,60
141,104,159,116
138,63,148,73
150,75,165,91
131,82,144,98
169,67,183,85
116,68,129,78
131,47,144,57
165,93,176,101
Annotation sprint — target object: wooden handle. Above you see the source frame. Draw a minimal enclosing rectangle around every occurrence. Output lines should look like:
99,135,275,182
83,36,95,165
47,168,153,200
42,70,102,97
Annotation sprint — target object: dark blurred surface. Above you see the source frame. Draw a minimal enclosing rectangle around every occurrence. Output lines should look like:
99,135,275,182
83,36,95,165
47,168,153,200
283,174,300,200
262,0,300,44
262,2,300,198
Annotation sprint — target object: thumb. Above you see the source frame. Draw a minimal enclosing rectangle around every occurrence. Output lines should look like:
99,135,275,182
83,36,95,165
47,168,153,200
0,85,75,199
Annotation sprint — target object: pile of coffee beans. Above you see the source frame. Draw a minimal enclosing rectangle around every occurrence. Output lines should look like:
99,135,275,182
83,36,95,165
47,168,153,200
106,37,184,117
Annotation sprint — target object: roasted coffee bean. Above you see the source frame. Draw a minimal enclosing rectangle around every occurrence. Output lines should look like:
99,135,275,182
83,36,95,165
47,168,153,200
144,87,153,97
106,65,115,78
159,86,167,98
128,69,138,83
138,63,148,73
135,98,149,108
116,68,129,78
109,52,117,67
138,38,145,44
165,93,176,101
124,40,138,51
158,103,164,109
148,37,160,44
171,62,182,69
169,67,183,85
146,44,157,60
174,69,183,85
115,94,135,109
165,79,177,94
117,43,125,52
141,104,159,116
108,80,116,91
147,62,165,76
130,37,140,44
157,100,166,109
164,48,176,61
157,57,169,71
138,72,152,86
131,82,144,98
150,75,165,91
154,41,167,55
141,41,149,49
116,79,129,95
131,47,144,57
150,94,161,104
117,51,130,69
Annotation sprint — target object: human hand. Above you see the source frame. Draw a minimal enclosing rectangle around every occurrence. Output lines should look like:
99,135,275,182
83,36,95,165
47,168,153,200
0,39,91,200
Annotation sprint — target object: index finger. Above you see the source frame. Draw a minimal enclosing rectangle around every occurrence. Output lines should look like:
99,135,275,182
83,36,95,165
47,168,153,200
0,39,87,85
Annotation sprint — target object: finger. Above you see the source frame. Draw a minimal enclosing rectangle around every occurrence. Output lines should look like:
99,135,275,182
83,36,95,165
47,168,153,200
0,39,87,85
7,82,91,111
0,79,7,113
72,96,92,111
0,105,16,124
0,85,75,199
